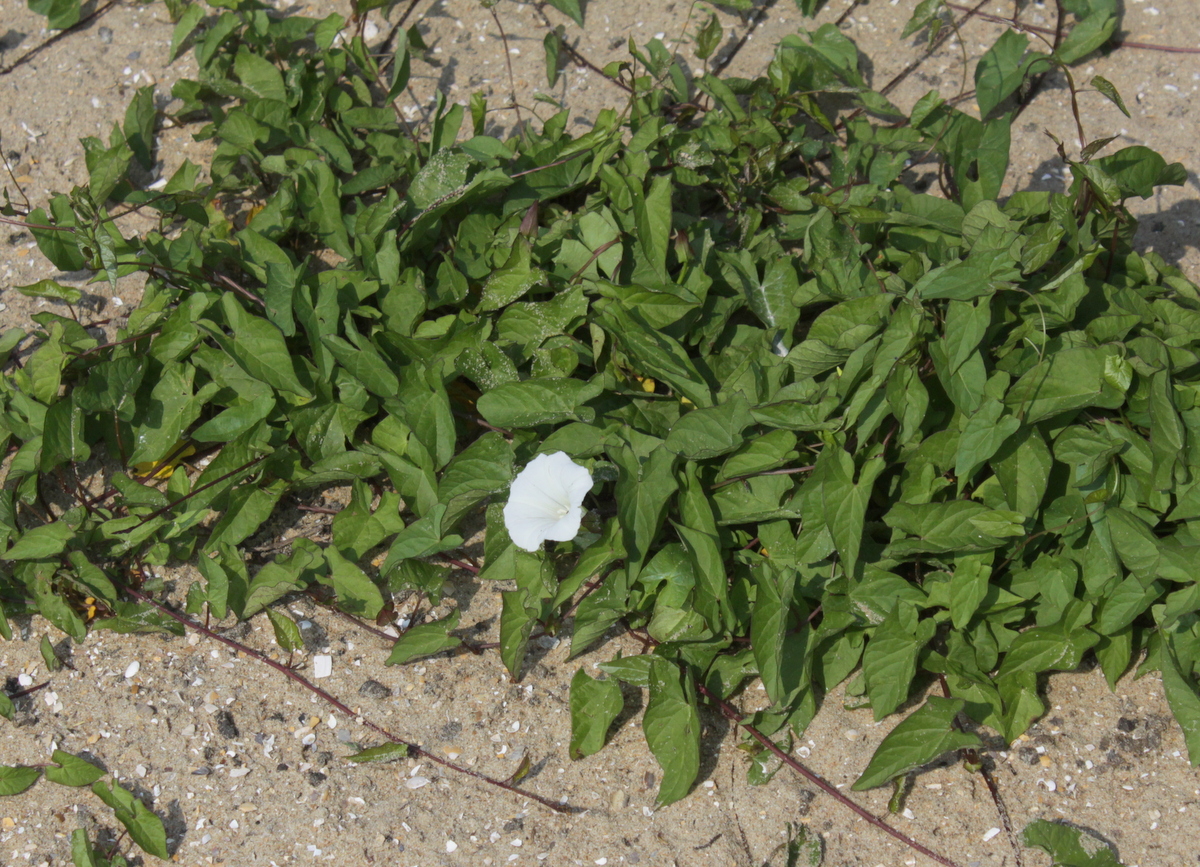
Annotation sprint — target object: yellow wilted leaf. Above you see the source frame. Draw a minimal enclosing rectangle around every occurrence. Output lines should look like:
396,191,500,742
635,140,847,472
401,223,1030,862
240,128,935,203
133,442,196,480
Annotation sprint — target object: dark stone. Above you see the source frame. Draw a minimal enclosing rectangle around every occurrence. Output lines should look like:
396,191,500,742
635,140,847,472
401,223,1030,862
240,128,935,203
358,679,391,699
276,763,288,772
1018,747,1040,765
307,772,327,786
503,818,524,832
439,721,462,741
98,26,113,44
191,767,211,776
1117,717,1137,733
126,50,140,61
298,619,328,651
215,710,239,739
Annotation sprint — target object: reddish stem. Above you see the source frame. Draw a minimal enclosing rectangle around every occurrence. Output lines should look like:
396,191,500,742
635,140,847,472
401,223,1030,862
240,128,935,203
696,683,963,867
122,583,577,814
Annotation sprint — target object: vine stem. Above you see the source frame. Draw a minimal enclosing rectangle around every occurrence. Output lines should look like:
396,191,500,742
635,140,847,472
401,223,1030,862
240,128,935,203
942,2,1200,54
695,683,963,867
122,582,578,814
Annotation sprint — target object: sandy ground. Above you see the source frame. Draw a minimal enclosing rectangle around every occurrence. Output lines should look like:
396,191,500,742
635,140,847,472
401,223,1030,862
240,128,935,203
2,1,1200,865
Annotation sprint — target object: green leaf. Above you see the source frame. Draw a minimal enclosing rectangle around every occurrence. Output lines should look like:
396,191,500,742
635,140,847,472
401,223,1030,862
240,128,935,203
949,553,992,629
169,2,205,62
974,30,1051,118
16,279,83,304
346,742,410,764
91,779,169,859
438,432,514,528
643,658,701,806
265,608,304,653
1093,146,1186,200
3,521,74,560
324,547,385,619
477,377,603,429
44,750,105,787
862,605,932,720
751,562,806,707
39,635,61,672
68,828,102,867
234,49,287,101
545,0,583,25
1091,75,1130,118
192,395,276,443
568,668,624,759
821,446,884,578
1162,635,1200,766
0,692,13,721
0,766,41,796
664,394,752,459
694,14,722,61
853,696,982,790
241,545,317,619
84,136,133,207
499,588,539,680
385,610,462,665
1022,819,1125,867
295,160,353,258
477,236,545,312
123,85,157,170
600,307,714,407
1054,0,1118,64
209,295,312,400
28,0,81,30
612,442,678,576
543,30,562,88
674,461,733,633
997,622,1098,679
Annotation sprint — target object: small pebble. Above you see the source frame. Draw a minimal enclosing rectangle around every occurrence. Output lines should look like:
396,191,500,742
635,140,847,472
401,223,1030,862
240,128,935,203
844,729,859,741
98,26,113,43
358,679,391,699
446,841,458,853
215,710,239,739
298,619,328,651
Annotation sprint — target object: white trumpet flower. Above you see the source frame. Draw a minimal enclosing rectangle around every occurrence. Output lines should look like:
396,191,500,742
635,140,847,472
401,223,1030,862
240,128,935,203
503,451,593,552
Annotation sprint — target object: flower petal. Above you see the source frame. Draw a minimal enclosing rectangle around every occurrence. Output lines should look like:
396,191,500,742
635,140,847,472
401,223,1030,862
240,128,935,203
503,452,592,552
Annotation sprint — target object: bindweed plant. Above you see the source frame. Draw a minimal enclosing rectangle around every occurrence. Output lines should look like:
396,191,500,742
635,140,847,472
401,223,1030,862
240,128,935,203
0,0,1195,862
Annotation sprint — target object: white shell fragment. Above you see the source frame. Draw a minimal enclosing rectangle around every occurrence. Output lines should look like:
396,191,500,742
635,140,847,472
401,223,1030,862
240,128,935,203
313,655,333,679
124,661,140,679
503,452,593,552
